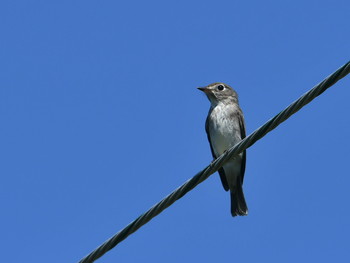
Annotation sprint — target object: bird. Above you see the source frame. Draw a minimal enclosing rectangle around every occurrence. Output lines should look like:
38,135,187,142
198,82,248,217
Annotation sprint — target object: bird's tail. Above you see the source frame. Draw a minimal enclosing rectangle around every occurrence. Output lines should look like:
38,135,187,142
230,179,248,217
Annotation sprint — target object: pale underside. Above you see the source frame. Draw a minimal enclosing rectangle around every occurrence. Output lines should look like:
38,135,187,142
207,102,244,190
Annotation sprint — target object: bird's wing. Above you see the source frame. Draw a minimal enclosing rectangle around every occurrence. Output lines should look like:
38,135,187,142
237,111,247,184
205,112,229,191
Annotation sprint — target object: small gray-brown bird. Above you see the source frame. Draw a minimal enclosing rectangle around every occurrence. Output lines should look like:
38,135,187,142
198,83,248,217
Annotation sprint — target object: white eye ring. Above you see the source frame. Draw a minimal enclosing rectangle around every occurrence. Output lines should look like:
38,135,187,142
217,85,225,91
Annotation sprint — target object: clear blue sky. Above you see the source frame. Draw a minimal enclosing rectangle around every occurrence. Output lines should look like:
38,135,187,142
1,1,349,262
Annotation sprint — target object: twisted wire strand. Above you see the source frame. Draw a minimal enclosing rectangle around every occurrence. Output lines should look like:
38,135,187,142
79,61,350,263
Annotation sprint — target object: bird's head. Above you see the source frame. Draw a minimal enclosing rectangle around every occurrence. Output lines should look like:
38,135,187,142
198,83,238,105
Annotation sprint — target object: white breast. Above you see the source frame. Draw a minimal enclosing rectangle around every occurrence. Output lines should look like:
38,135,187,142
208,103,242,157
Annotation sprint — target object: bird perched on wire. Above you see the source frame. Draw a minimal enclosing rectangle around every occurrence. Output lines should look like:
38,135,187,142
198,83,248,217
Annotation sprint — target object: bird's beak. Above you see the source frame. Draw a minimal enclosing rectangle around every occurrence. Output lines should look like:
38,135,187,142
197,87,209,93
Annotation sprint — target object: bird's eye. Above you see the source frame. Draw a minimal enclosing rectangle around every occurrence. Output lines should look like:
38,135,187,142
217,85,224,91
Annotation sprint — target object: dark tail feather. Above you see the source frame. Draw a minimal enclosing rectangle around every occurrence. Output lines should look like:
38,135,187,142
230,181,248,217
